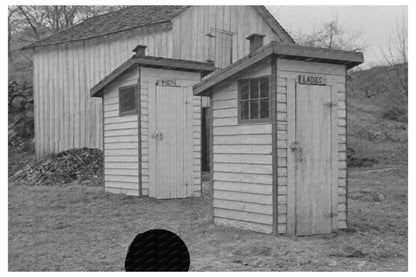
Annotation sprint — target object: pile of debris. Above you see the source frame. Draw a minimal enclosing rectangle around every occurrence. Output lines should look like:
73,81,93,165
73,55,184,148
10,148,103,186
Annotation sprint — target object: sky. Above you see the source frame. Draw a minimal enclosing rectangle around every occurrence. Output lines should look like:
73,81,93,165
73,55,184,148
266,5,408,68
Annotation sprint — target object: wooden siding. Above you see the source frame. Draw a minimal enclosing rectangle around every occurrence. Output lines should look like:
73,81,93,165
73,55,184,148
33,6,283,158
140,68,202,197
172,6,282,66
211,61,273,234
276,59,347,234
34,25,171,158
103,69,140,196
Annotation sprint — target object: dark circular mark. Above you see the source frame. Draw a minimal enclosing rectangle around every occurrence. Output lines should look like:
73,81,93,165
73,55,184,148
125,229,190,271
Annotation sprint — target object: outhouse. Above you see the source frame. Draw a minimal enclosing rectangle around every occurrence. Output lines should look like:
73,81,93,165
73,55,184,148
91,45,214,199
193,35,363,236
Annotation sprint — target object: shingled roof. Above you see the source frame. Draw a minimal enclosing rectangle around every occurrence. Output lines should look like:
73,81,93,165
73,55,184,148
22,6,190,49
22,6,295,50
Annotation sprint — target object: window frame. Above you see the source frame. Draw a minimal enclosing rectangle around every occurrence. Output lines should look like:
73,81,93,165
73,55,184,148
118,84,138,116
237,76,271,124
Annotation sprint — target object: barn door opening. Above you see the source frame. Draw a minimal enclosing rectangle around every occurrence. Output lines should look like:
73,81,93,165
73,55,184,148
293,84,335,236
207,29,233,69
148,85,194,199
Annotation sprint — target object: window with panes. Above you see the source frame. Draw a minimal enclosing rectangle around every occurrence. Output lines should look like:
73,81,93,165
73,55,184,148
238,77,270,123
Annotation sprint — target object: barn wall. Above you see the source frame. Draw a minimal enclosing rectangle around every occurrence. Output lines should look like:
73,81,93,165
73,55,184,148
140,67,203,197
102,68,140,196
33,6,290,159
172,6,283,67
33,24,172,158
211,60,273,234
276,59,347,234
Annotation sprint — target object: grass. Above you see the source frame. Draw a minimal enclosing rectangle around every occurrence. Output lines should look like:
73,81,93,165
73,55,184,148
8,165,407,271
8,91,407,271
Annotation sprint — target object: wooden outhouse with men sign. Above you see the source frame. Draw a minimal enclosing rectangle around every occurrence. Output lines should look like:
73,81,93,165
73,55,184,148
193,35,363,236
90,45,214,198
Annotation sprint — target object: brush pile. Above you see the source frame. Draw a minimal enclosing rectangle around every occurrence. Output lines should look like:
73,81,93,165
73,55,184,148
10,148,103,186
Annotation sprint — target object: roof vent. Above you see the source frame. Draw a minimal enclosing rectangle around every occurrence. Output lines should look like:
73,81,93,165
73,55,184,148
246,33,265,54
133,45,147,56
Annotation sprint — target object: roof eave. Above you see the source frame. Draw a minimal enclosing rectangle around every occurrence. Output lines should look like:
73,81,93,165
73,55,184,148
21,21,173,50
193,42,364,96
90,58,137,97
90,56,215,97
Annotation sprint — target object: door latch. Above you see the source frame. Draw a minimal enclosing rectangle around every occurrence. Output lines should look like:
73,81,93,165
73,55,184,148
151,130,164,141
290,141,303,163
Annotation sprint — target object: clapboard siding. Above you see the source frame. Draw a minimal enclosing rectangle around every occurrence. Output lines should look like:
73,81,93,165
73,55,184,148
33,6,289,158
211,74,273,234
193,96,202,196
102,69,140,196
140,79,149,195
277,59,347,234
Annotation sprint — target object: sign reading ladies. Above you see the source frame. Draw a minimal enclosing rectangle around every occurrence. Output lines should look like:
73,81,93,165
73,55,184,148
298,75,327,85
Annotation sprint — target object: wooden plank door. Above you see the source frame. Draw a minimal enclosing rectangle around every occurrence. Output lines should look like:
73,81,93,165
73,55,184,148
294,84,334,235
215,31,233,68
148,85,194,199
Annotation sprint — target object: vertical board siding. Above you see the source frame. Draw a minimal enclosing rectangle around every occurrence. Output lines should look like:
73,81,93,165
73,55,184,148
33,6,286,158
172,6,281,66
103,69,140,196
277,59,347,234
211,75,273,234
33,25,171,158
34,6,286,158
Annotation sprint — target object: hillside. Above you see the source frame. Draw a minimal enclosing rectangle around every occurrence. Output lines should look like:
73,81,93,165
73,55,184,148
347,64,407,166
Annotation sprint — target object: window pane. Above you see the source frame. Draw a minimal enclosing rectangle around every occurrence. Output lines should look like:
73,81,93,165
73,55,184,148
241,100,249,120
260,98,269,118
260,78,269,98
120,88,136,113
250,79,259,99
250,100,259,119
240,80,249,100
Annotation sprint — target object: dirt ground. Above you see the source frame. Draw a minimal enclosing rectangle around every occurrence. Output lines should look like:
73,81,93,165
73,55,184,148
8,163,407,271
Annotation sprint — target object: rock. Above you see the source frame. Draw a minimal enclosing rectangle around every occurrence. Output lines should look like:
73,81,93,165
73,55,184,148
329,260,337,267
373,192,386,202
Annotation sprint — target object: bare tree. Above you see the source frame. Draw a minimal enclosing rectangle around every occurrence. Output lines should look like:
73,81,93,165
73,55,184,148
8,6,19,57
9,6,125,47
294,17,365,52
8,5,126,81
381,11,408,96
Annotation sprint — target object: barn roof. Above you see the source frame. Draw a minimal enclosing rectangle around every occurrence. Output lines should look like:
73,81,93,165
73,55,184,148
22,6,190,49
22,6,294,50
90,52,215,97
193,41,364,96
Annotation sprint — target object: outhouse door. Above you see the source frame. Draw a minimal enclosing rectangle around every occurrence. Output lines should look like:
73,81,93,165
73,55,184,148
293,84,337,236
148,85,194,199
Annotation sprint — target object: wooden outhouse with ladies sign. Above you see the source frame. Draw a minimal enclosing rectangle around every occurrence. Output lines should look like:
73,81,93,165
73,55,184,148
193,34,363,236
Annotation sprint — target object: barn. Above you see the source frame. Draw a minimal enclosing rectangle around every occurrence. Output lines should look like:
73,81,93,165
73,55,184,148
22,6,294,159
193,36,363,235
89,45,214,197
